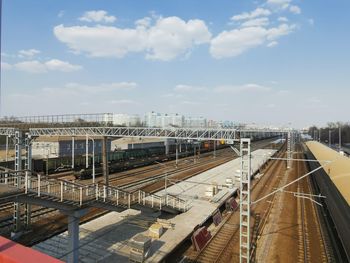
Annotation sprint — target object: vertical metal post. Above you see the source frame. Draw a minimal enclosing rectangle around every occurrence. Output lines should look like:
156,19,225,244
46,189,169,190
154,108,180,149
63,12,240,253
71,137,75,169
85,135,89,168
24,133,32,228
13,130,22,233
67,215,79,263
92,138,95,184
287,132,291,169
329,130,331,148
102,136,109,186
339,126,342,151
239,138,251,263
213,140,216,158
5,135,8,162
175,141,178,167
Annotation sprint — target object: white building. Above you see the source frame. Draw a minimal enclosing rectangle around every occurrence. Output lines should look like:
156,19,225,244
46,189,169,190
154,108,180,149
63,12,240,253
111,114,141,127
184,117,207,128
144,112,184,128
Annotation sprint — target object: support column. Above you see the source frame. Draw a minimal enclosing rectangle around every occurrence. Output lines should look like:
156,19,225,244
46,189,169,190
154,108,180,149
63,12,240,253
240,138,251,263
67,215,79,263
102,136,109,186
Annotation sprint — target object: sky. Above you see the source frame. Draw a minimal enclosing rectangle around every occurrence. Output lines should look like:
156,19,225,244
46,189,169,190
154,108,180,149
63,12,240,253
1,0,349,128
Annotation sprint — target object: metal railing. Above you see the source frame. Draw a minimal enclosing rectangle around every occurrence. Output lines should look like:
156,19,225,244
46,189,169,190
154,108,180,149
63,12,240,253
0,171,189,212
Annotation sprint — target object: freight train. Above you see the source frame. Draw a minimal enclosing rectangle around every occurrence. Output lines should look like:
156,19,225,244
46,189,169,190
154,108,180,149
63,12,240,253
74,142,225,180
0,141,225,179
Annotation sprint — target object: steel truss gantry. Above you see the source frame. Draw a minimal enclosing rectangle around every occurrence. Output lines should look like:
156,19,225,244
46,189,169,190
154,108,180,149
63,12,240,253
240,139,251,263
28,126,286,141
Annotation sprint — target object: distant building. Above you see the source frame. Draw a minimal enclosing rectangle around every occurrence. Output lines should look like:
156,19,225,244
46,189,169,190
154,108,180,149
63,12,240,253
144,112,184,128
111,114,141,127
184,117,207,128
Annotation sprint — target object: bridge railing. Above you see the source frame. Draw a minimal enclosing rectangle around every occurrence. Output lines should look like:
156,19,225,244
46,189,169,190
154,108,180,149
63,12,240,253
0,171,190,212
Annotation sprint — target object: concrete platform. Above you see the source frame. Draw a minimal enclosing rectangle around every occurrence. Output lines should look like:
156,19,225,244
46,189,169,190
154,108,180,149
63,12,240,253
33,149,275,262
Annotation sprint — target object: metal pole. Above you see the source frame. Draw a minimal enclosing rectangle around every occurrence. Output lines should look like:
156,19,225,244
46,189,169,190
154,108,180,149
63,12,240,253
213,140,216,158
5,135,8,162
67,215,79,263
329,130,331,148
85,135,88,168
91,137,95,184
339,126,342,151
71,137,75,169
175,141,178,167
102,136,109,186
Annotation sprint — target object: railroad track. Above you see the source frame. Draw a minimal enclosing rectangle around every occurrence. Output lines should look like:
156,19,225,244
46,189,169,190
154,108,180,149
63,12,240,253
192,144,286,262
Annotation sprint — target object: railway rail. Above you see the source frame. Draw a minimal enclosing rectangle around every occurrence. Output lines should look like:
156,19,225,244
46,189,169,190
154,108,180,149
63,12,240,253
190,144,287,262
0,137,279,246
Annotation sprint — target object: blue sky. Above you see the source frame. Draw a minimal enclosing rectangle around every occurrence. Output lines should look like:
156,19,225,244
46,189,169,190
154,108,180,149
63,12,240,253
1,0,349,128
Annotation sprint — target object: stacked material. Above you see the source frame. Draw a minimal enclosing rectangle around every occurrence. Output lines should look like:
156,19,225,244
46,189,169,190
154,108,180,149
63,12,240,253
129,234,151,263
191,226,212,251
148,223,163,239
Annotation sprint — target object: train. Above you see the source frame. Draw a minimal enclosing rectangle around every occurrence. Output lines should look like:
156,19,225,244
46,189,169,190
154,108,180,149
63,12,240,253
0,141,226,179
74,142,226,180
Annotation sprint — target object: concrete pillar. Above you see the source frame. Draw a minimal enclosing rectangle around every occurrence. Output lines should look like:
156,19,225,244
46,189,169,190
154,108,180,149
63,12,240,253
67,215,79,263
102,137,109,186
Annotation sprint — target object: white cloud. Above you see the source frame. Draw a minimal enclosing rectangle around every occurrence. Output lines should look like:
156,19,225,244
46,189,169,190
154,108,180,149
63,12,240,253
79,10,116,23
11,59,82,73
1,62,12,70
174,84,206,92
54,16,211,61
289,5,301,14
278,17,288,22
45,59,82,72
267,0,291,9
14,60,47,73
214,83,271,93
18,49,41,58
308,18,314,26
61,82,137,93
110,99,137,105
231,8,271,21
267,41,278,47
210,23,295,58
241,17,269,27
58,10,65,18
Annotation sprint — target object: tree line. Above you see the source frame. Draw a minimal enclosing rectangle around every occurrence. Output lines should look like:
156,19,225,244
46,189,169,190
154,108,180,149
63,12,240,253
308,122,350,146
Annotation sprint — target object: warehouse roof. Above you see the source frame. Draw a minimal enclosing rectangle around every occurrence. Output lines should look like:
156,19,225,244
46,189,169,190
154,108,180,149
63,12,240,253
306,141,350,206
